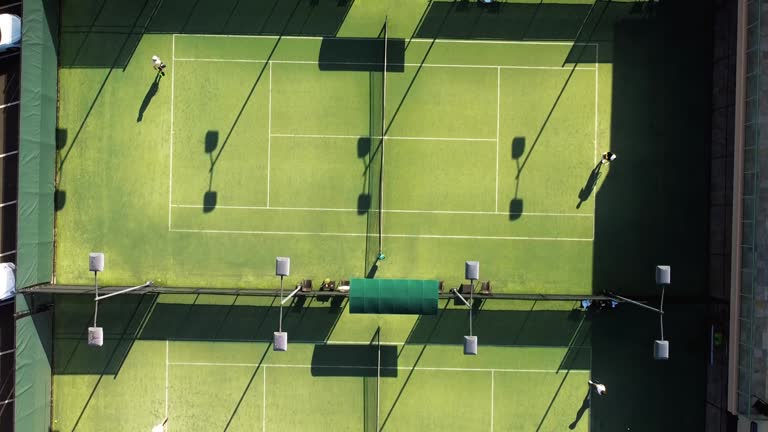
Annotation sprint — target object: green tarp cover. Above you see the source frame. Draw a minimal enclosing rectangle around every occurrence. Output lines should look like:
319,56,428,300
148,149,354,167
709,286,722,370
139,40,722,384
18,0,57,289
349,279,438,315
15,294,52,432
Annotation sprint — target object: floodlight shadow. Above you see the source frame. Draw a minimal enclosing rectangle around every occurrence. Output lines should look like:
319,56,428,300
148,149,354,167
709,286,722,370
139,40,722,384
512,136,526,159
509,199,524,220
203,190,217,213
205,130,219,153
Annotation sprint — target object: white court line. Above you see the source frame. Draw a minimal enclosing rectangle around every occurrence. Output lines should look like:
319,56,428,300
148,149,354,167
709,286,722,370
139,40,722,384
594,44,599,165
171,204,592,217
170,228,592,241
263,366,266,432
174,33,598,47
267,62,272,208
491,370,495,432
168,34,176,231
495,66,500,213
166,337,585,349
170,362,590,373
175,58,596,70
165,340,169,420
270,133,496,141
594,45,599,241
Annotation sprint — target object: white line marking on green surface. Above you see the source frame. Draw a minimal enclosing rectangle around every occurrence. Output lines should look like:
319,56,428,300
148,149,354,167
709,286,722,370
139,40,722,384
491,370,495,432
495,66,500,213
165,340,169,420
263,366,266,432
170,228,593,241
594,44,599,165
175,58,596,70
168,34,176,230
169,362,591,373
171,204,592,217
270,133,496,141
173,33,598,47
267,61,272,208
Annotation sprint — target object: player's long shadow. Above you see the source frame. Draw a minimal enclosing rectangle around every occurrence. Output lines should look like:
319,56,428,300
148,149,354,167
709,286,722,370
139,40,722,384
57,0,158,184
576,162,602,209
569,389,591,430
137,74,161,122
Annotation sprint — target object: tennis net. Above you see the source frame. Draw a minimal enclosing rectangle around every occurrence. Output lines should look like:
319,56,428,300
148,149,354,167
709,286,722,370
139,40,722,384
363,327,382,432
365,19,387,273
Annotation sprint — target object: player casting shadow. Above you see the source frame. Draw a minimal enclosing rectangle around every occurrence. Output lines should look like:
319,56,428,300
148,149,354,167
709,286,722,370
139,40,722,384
569,389,591,429
576,162,602,209
203,130,218,212
136,74,161,122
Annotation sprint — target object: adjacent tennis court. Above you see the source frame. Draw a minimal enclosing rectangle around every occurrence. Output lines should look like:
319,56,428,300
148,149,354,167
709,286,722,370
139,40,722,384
52,294,592,431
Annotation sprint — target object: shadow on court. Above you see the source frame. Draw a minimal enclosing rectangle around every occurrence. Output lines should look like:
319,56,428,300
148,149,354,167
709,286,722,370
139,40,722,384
576,162,602,209
311,343,398,377
586,0,713,428
59,0,354,68
136,74,161,122
203,130,219,212
413,0,653,64
404,301,591,370
52,294,345,375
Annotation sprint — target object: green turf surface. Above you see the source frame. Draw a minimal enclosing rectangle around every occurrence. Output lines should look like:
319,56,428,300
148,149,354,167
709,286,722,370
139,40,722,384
56,32,606,292
52,294,591,432
52,1,714,431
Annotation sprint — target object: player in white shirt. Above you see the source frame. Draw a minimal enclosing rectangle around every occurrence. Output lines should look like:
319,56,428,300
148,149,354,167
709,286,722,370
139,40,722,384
588,380,607,395
151,55,167,76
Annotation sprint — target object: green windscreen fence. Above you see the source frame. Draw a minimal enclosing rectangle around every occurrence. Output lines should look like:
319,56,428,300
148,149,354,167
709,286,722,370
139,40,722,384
15,295,52,432
349,279,439,315
17,0,59,430
18,0,57,289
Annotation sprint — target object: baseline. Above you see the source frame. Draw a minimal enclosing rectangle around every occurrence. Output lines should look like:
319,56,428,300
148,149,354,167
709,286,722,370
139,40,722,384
169,362,591,374
169,228,593,241
175,58,596,71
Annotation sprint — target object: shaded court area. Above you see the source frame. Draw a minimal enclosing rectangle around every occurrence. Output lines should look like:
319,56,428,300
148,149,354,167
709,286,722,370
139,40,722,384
51,294,597,431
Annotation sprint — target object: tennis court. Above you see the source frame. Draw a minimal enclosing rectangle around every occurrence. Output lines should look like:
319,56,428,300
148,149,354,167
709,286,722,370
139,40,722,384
52,294,592,431
56,31,607,293
45,1,715,431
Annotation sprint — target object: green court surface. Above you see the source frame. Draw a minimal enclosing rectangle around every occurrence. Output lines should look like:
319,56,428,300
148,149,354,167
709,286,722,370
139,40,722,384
52,294,592,432
55,8,609,294
51,1,715,431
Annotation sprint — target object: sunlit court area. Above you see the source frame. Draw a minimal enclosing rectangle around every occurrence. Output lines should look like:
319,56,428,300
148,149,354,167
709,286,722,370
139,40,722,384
5,0,757,431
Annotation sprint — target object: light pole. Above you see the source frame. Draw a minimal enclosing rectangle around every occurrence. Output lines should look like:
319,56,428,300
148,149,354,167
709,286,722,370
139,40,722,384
274,257,291,352
87,252,153,347
653,265,670,360
88,252,105,347
608,265,670,360
461,261,480,355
